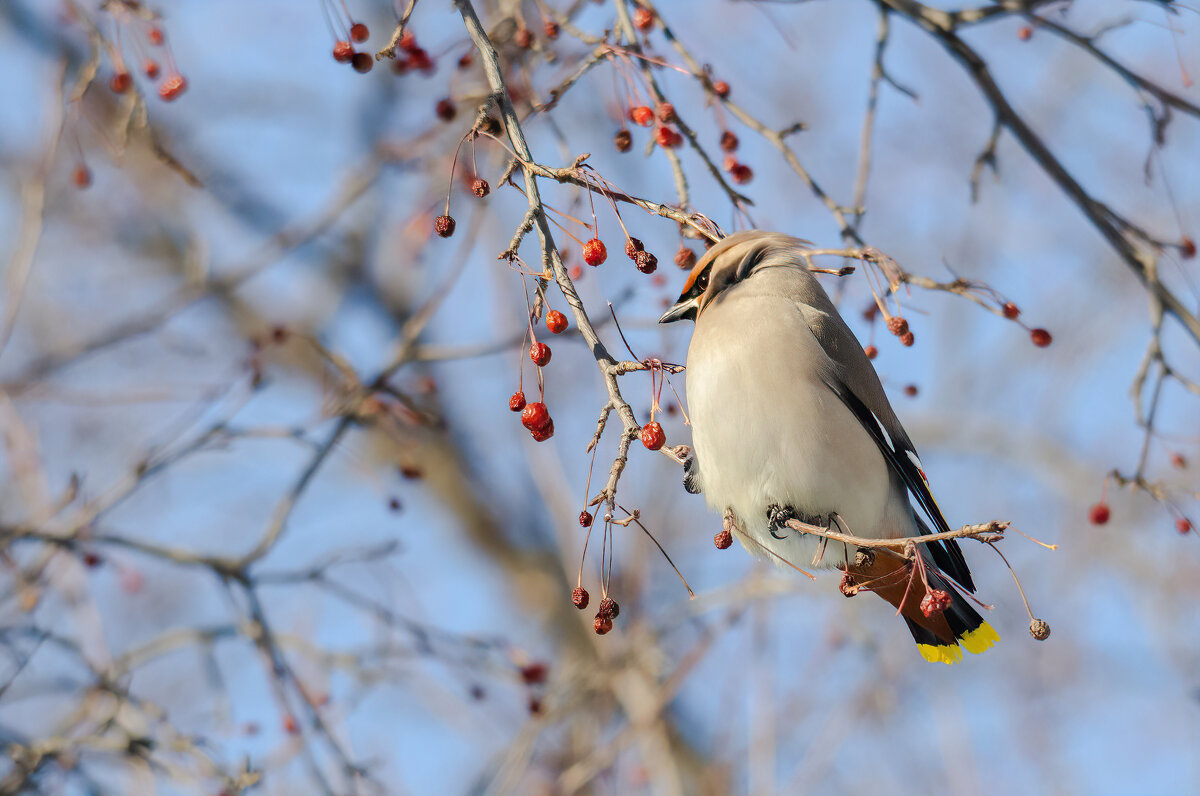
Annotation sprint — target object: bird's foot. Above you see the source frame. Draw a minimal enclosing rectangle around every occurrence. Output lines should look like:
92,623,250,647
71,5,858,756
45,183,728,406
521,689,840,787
766,504,797,539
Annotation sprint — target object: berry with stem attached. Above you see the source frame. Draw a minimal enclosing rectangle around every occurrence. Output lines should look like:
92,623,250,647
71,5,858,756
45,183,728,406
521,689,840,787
1030,328,1052,347
530,342,552,367
546,310,568,334
434,215,455,237
641,422,665,450
350,22,369,42
509,391,526,412
583,238,607,266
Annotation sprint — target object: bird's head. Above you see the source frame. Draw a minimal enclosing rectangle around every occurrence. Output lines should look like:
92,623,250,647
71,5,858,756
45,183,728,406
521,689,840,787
658,231,812,324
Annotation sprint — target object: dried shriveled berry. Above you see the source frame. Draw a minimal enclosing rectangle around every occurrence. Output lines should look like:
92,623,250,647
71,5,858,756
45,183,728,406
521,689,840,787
1182,236,1197,259
900,331,915,347
514,28,534,49
1176,518,1192,534
530,418,555,441
436,98,456,121
655,126,682,148
719,130,738,152
350,22,369,42
509,391,526,412
713,80,730,99
1030,328,1052,347
110,71,132,93
864,345,878,359
886,316,909,336
1029,618,1051,640
625,237,644,259
544,20,560,39
1088,502,1110,525
635,250,658,274
578,510,593,528
158,74,187,101
730,163,753,184
546,310,568,334
434,214,456,237
920,588,952,618
572,586,590,609
583,238,607,266
630,105,654,127
1002,302,1020,319
633,6,655,31
614,128,632,152
471,177,490,197
521,402,550,431
656,102,676,124
333,41,354,62
597,597,619,619
72,165,91,189
674,247,696,269
530,342,552,367
594,615,613,635
352,52,373,73
714,529,733,549
640,421,665,450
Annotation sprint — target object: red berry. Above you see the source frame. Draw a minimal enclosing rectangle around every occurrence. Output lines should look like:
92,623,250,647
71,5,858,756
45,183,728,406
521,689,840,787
530,342,552,367
722,154,738,172
435,97,456,121
713,80,730,99
863,303,879,322
903,384,918,397
640,421,665,450
333,41,354,62
283,715,299,734
630,106,654,127
572,586,590,609
143,59,160,79
714,529,733,549
457,52,472,69
1002,302,1020,319
1030,328,1052,347
72,164,91,189
614,129,632,152
471,177,490,197
520,662,548,685
509,391,526,412
407,48,434,73
864,345,878,359
886,316,909,336
582,238,607,266
398,463,423,480
633,6,655,31
158,74,186,101
598,597,619,619
1089,502,1110,525
546,310,568,334
147,26,164,46
719,130,738,152
656,102,676,124
1170,453,1187,469
920,589,952,618
530,419,554,441
674,247,696,269
569,265,583,280
1181,236,1196,259
899,331,915,347
655,126,682,149
578,511,593,528
352,52,373,73
400,31,418,52
434,214,455,237
544,20,560,39
1177,518,1193,534
635,250,658,274
594,615,613,635
730,163,753,184
521,402,550,431
1017,25,1033,41
514,28,534,49
350,22,369,43
109,71,132,93
82,551,102,568
625,237,644,259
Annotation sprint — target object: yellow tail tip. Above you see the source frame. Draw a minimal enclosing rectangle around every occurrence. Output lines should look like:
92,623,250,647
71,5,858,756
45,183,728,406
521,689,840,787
960,622,1000,655
917,643,963,665
918,622,999,664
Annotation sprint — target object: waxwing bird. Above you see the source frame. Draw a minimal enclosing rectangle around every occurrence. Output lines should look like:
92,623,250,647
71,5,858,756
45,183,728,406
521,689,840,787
659,231,998,664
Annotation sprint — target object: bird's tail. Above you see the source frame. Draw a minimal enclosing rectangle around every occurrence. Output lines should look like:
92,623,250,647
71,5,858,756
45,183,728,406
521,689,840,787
847,553,999,665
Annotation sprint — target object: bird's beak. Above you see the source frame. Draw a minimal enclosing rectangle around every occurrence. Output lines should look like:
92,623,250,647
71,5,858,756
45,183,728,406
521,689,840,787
658,296,699,324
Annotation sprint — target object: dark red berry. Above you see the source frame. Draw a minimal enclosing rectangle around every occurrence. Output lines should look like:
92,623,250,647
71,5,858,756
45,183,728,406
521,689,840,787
729,163,753,184
583,238,607,266
72,165,91,189
147,26,164,46
544,20,560,39
530,342,552,367
719,130,738,152
546,310,568,334
521,402,550,431
388,497,402,511
864,345,878,359
579,511,594,528
674,247,696,269
333,41,354,62
109,72,132,93
714,529,732,549
143,60,160,79
158,74,186,101
713,80,730,99
1089,502,1110,525
509,391,526,412
350,22,369,43
630,106,654,127
471,177,489,197
594,615,613,635
1177,518,1193,534
1030,328,1052,347
434,214,455,237
530,418,554,441
899,331,915,347
903,384,918,397
435,98,456,121
1182,236,1197,259
1002,302,1020,319
597,597,619,619
614,129,632,152
632,6,655,31
520,662,548,685
920,589,952,618
625,237,644,259
655,126,682,149
886,316,909,336
635,250,657,274
82,551,102,568
398,463,423,479
352,52,373,73
514,28,534,49
572,586,590,609
640,421,665,450
656,102,676,124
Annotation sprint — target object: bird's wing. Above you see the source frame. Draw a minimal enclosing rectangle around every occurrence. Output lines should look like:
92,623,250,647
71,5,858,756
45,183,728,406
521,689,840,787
795,299,976,592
